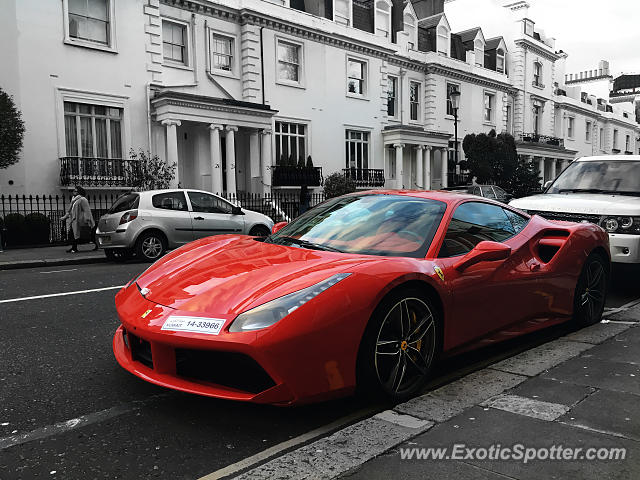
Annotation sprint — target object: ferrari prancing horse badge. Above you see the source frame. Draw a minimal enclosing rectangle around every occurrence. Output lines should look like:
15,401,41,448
434,265,445,282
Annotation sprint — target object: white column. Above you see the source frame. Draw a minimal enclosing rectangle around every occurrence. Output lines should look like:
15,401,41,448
540,157,547,185
209,124,223,194
441,148,448,188
415,146,424,190
532,156,542,186
260,129,272,196
424,146,432,190
162,119,181,188
249,130,260,180
225,126,238,196
394,144,404,189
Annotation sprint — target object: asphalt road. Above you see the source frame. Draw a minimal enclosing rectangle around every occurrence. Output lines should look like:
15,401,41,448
0,261,638,479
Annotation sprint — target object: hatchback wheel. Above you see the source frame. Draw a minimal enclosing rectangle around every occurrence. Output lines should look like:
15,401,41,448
136,231,166,262
573,253,609,326
358,289,438,401
249,225,271,237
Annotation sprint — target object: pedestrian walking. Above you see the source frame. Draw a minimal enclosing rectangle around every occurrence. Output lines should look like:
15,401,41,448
61,186,96,253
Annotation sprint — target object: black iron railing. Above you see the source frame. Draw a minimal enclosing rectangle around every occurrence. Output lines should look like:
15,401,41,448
342,168,385,188
60,157,143,188
518,134,565,148
271,166,323,187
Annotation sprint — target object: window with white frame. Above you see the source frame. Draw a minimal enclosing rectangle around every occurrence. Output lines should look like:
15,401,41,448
387,76,398,118
410,81,421,121
334,0,352,26
533,61,543,87
347,58,367,96
613,129,619,150
585,120,592,142
446,83,459,116
275,121,307,165
404,12,417,49
533,105,541,134
210,33,234,73
626,134,631,152
375,0,392,38
496,48,505,74
162,20,188,65
506,103,513,134
437,25,449,55
567,117,574,139
474,39,484,67
345,130,369,169
484,92,495,123
67,0,111,46
277,40,302,84
599,127,604,149
63,102,123,158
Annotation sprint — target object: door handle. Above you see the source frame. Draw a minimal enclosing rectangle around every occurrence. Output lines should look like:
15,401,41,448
194,216,204,221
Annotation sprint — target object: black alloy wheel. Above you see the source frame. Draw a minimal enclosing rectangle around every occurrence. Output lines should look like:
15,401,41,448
573,253,609,326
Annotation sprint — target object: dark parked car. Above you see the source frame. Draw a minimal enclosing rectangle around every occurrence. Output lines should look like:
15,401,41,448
442,185,512,203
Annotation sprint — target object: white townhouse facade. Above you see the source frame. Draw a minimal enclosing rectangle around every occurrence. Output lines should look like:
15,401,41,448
1,0,638,198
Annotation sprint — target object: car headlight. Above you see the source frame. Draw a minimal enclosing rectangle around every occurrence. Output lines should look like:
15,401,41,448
229,273,352,332
599,216,640,234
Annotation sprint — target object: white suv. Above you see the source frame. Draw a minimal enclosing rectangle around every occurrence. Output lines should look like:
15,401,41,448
510,155,640,264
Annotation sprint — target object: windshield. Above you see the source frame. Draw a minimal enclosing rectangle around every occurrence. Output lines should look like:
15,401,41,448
547,160,640,195
268,194,447,258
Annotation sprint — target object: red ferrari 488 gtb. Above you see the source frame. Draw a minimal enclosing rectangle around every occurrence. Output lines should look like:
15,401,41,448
113,191,609,405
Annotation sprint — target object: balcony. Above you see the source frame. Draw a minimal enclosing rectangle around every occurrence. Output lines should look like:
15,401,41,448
60,157,143,188
271,165,323,187
342,168,385,188
517,133,564,148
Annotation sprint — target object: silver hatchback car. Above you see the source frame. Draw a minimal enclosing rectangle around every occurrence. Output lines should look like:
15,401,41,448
96,189,274,261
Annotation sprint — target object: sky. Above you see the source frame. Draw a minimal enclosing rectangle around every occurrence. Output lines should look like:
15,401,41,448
445,0,639,76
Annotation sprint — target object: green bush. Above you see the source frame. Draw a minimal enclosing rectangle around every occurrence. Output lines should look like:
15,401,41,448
25,212,51,244
4,213,27,246
323,172,356,199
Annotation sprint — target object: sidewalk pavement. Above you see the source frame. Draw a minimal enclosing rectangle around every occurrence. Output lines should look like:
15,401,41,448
233,307,640,480
0,245,106,270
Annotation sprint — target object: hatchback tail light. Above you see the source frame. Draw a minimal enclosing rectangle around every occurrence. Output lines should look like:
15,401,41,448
119,210,138,225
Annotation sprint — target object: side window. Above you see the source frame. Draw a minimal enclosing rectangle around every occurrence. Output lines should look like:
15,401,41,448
481,185,497,199
187,191,232,214
493,186,508,201
504,208,529,234
438,202,516,258
152,192,188,211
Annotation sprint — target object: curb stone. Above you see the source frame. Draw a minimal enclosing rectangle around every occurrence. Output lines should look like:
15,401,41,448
0,256,107,271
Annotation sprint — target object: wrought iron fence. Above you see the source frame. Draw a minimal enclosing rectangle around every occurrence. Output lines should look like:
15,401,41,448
517,133,565,148
342,168,385,188
59,157,143,188
0,191,328,247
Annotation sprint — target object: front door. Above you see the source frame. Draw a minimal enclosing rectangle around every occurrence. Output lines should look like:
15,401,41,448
149,191,193,246
186,191,245,239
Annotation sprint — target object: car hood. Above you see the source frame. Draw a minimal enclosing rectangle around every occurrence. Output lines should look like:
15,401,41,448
510,193,640,216
135,235,372,314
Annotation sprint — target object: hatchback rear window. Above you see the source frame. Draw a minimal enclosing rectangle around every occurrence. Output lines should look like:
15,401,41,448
108,193,139,214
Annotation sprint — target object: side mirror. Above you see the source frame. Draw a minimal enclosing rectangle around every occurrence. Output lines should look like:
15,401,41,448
454,241,511,272
272,221,288,234
231,206,244,215
543,180,553,192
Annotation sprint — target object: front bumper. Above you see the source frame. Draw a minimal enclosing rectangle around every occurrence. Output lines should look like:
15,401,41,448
608,233,640,264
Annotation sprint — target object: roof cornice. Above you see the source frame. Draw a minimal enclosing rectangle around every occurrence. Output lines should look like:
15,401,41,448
515,38,560,62
426,64,517,95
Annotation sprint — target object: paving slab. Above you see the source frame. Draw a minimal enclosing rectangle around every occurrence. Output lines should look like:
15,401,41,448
481,394,570,421
508,377,595,407
346,406,640,480
559,389,640,442
490,339,593,377
564,321,632,344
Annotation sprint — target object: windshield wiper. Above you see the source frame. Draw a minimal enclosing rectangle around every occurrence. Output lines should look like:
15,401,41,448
557,188,607,194
275,236,343,253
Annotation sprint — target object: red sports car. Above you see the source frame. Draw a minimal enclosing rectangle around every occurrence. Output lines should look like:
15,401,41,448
113,191,609,405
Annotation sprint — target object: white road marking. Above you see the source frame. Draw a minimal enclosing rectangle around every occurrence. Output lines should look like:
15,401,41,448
198,407,377,480
39,268,78,274
0,285,125,304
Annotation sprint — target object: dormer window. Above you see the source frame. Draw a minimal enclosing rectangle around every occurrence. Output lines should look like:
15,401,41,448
437,25,449,55
375,0,392,38
334,0,352,26
496,48,505,74
474,39,484,67
524,19,534,37
404,12,417,49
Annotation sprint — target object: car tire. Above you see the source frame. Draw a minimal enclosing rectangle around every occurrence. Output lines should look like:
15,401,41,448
135,231,166,262
249,225,271,237
357,288,439,402
573,253,609,327
105,248,132,262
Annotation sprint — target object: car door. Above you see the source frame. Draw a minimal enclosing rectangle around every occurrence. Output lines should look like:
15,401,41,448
186,191,245,239
150,191,193,246
434,201,541,348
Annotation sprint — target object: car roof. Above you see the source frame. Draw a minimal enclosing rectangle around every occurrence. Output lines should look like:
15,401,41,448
354,189,494,205
576,155,640,162
137,188,225,197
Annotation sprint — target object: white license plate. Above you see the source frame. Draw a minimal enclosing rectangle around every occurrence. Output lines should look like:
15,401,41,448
161,316,225,335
